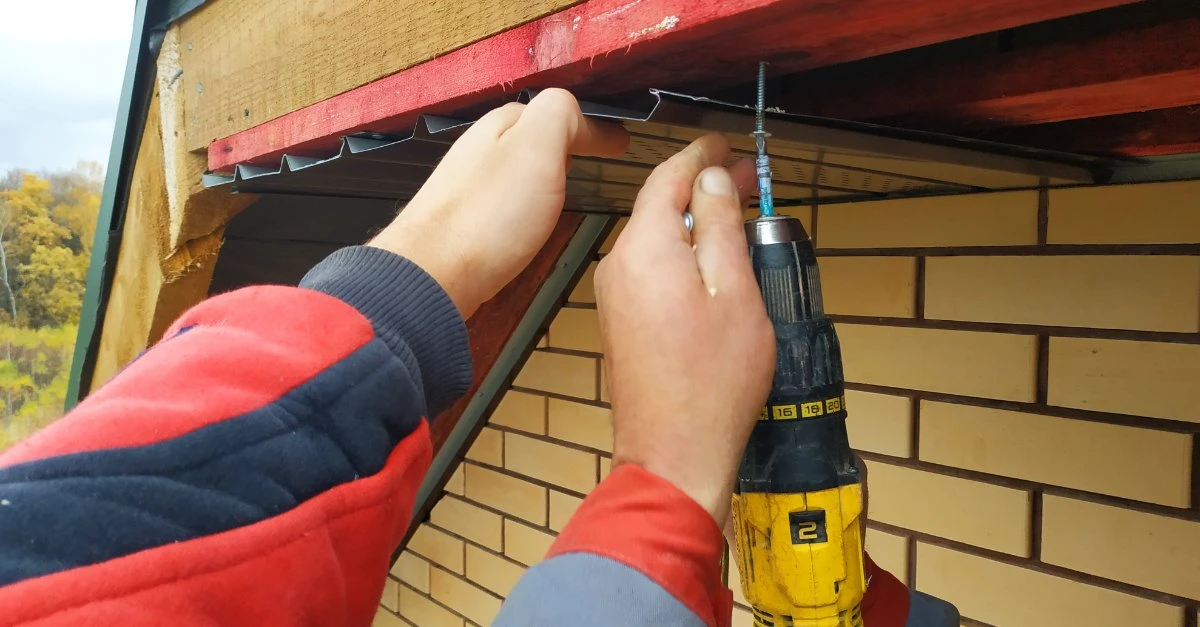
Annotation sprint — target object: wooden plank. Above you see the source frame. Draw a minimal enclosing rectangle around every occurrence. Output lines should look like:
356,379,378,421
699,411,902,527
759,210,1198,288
208,0,1138,171
778,8,1200,130
159,27,257,251
90,28,256,391
178,0,584,151
981,106,1200,157
90,93,232,390
428,214,583,454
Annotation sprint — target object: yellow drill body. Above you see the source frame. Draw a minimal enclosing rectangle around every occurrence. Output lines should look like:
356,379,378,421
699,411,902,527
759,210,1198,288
733,216,866,627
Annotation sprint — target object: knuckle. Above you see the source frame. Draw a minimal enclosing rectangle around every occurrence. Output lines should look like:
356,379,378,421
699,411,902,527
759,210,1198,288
476,102,525,128
532,88,580,114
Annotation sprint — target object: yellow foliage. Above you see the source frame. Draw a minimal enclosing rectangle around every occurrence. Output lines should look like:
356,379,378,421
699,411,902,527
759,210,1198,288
0,164,101,450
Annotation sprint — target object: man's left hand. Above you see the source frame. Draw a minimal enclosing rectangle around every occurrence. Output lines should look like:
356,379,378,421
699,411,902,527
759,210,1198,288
369,89,629,318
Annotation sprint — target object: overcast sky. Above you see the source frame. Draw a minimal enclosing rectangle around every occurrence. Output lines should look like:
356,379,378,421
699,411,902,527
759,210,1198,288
0,0,136,174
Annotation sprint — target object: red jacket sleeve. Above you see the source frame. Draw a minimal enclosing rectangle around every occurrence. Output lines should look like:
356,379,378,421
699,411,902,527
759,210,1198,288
500,464,912,627
0,246,471,627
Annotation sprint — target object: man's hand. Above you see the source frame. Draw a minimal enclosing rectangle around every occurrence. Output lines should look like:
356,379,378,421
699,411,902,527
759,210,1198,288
597,134,776,525
369,89,629,318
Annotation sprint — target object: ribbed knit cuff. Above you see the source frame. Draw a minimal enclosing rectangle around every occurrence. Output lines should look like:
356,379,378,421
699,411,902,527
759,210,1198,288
299,246,472,418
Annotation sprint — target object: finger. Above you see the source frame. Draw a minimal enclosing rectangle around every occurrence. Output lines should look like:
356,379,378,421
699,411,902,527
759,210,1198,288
690,166,754,298
631,134,731,229
728,157,756,208
471,102,526,138
505,88,630,159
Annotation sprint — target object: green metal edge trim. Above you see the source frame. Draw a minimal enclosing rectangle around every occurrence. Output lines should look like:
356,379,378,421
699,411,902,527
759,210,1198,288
66,0,213,407
160,0,209,26
1108,154,1200,185
65,0,156,408
392,213,614,563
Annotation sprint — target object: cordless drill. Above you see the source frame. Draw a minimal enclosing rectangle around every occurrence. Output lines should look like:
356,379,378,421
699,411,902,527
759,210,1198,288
730,63,866,627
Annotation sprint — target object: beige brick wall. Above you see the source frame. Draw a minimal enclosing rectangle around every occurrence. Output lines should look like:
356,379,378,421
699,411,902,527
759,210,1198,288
377,180,1199,627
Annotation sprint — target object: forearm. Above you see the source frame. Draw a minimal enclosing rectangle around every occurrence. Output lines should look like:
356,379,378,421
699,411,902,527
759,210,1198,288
495,464,732,627
0,246,470,625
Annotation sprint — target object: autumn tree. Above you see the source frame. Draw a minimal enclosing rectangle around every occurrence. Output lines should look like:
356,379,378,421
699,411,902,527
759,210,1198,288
0,164,101,450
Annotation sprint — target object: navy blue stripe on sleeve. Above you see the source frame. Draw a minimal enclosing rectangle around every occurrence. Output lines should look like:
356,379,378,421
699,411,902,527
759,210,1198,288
300,246,472,417
0,338,419,587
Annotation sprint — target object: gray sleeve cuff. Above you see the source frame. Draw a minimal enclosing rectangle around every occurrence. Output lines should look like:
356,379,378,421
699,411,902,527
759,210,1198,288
495,554,706,627
907,590,960,627
299,245,472,418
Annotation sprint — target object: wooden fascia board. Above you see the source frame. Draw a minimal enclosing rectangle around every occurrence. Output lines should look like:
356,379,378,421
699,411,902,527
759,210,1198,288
177,0,586,152
207,0,1139,172
777,10,1200,131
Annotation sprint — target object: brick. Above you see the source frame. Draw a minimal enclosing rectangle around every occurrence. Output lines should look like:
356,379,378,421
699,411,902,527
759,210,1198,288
466,545,526,597
569,262,597,304
398,585,463,627
464,464,547,525
1042,496,1200,599
599,359,609,402
391,552,430,593
816,191,1037,249
918,543,1179,627
925,256,1200,332
445,465,465,496
431,496,503,551
380,577,400,611
466,427,504,466
505,433,598,493
920,402,1192,507
373,607,408,627
732,606,755,627
816,257,917,318
599,456,612,479
503,519,555,566
865,528,909,585
1048,180,1200,244
548,398,613,452
599,218,626,253
1048,337,1200,423
549,490,584,532
838,324,1038,402
514,351,597,399
408,525,464,574
548,308,603,353
845,389,912,457
489,390,544,434
864,460,1030,555
430,569,502,626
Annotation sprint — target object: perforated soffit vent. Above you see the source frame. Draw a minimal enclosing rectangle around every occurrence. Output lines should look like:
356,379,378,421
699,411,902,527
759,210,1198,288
205,90,1111,210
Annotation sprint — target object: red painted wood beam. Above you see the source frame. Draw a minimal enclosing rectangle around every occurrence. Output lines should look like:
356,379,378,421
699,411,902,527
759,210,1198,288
783,10,1200,131
209,0,1138,171
427,213,583,454
981,106,1200,157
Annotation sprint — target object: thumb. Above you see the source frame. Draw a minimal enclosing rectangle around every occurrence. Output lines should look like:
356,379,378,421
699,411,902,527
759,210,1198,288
690,167,752,298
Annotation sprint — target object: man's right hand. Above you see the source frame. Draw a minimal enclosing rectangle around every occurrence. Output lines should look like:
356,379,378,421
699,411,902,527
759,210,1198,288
596,134,776,526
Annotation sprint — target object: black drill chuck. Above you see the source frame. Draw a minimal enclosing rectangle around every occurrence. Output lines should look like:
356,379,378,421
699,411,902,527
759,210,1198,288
738,216,859,495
